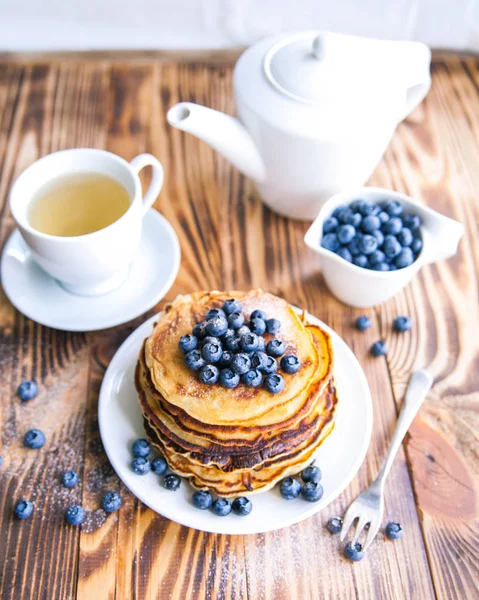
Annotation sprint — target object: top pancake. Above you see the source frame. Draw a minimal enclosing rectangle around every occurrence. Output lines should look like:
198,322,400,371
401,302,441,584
145,290,327,425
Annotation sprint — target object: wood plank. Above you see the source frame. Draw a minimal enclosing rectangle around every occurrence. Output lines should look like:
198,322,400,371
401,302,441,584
376,58,479,600
0,64,89,600
1,55,478,600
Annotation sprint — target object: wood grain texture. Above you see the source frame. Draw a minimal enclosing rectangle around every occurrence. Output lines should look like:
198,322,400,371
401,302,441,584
0,55,478,600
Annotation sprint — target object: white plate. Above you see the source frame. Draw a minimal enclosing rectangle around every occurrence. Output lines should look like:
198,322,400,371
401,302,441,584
1,209,180,331
98,310,373,535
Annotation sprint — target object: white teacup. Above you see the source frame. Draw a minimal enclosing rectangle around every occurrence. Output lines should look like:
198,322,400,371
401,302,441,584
9,149,164,296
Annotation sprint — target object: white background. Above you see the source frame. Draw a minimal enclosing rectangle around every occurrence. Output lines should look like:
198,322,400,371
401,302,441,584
0,0,478,52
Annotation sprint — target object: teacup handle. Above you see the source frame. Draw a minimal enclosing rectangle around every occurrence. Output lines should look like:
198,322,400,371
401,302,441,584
130,153,164,214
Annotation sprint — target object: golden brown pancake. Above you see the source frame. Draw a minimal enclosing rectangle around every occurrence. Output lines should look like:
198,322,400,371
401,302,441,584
136,290,337,497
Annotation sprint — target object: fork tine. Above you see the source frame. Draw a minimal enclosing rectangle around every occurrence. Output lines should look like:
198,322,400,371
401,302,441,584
363,518,381,551
340,503,358,542
352,515,370,543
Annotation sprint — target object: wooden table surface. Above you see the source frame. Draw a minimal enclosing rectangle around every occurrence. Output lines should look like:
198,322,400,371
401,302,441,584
0,53,478,600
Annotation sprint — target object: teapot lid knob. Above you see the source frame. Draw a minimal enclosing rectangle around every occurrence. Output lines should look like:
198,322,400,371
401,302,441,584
312,35,324,60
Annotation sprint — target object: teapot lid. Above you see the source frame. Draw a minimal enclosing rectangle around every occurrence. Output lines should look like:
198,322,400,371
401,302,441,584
234,31,402,138
264,33,359,104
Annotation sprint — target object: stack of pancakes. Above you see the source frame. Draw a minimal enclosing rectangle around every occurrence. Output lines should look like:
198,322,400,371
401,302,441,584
135,290,337,497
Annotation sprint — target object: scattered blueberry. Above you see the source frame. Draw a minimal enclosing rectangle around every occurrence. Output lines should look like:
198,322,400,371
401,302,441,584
266,339,285,357
371,340,387,357
24,429,45,449
199,365,220,385
192,321,208,339
358,234,378,255
337,224,356,245
250,317,266,335
231,353,251,375
218,350,234,368
201,342,223,363
14,499,33,519
322,233,340,252
151,456,168,475
251,309,267,321
132,439,151,458
101,491,122,513
355,316,371,331
326,516,343,534
178,334,198,353
343,541,365,562
206,316,228,337
264,373,285,394
383,217,402,235
212,497,232,516
353,255,368,268
65,505,86,526
385,521,403,540
279,477,302,500
239,332,259,352
61,470,79,488
301,465,322,483
336,247,353,262
184,349,206,372
222,299,242,315
192,490,213,510
250,351,268,370
131,457,151,475
18,381,38,401
163,474,181,491
232,497,252,516
323,217,339,233
261,356,278,374
395,247,414,268
206,308,226,320
236,325,251,338
393,316,412,333
266,318,281,335
228,312,245,330
280,355,301,374
225,336,241,353
384,200,403,217
219,368,240,389
301,481,324,502
242,369,263,387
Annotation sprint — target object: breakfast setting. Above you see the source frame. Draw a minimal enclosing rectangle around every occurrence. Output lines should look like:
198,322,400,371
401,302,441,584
0,6,478,600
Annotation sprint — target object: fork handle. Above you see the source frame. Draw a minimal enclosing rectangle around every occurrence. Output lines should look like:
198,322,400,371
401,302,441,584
372,370,433,494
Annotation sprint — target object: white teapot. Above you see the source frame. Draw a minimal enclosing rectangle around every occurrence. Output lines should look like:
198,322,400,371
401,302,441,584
167,31,431,220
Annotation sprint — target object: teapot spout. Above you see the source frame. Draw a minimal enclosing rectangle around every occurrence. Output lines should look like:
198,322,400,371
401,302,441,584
167,102,265,182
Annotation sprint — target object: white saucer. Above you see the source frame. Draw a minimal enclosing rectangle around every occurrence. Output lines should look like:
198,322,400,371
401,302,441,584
1,210,180,332
98,310,373,535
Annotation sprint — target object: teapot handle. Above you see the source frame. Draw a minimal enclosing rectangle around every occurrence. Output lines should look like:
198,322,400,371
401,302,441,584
396,42,432,123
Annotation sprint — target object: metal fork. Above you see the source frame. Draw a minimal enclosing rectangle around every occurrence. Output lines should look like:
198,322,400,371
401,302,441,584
340,369,433,551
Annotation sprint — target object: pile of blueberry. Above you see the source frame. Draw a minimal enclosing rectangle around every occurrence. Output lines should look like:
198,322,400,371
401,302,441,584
326,516,404,562
278,464,323,502
130,438,254,516
178,298,301,394
322,199,423,271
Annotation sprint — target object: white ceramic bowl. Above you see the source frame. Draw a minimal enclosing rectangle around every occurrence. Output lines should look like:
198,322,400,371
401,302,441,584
304,187,463,307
